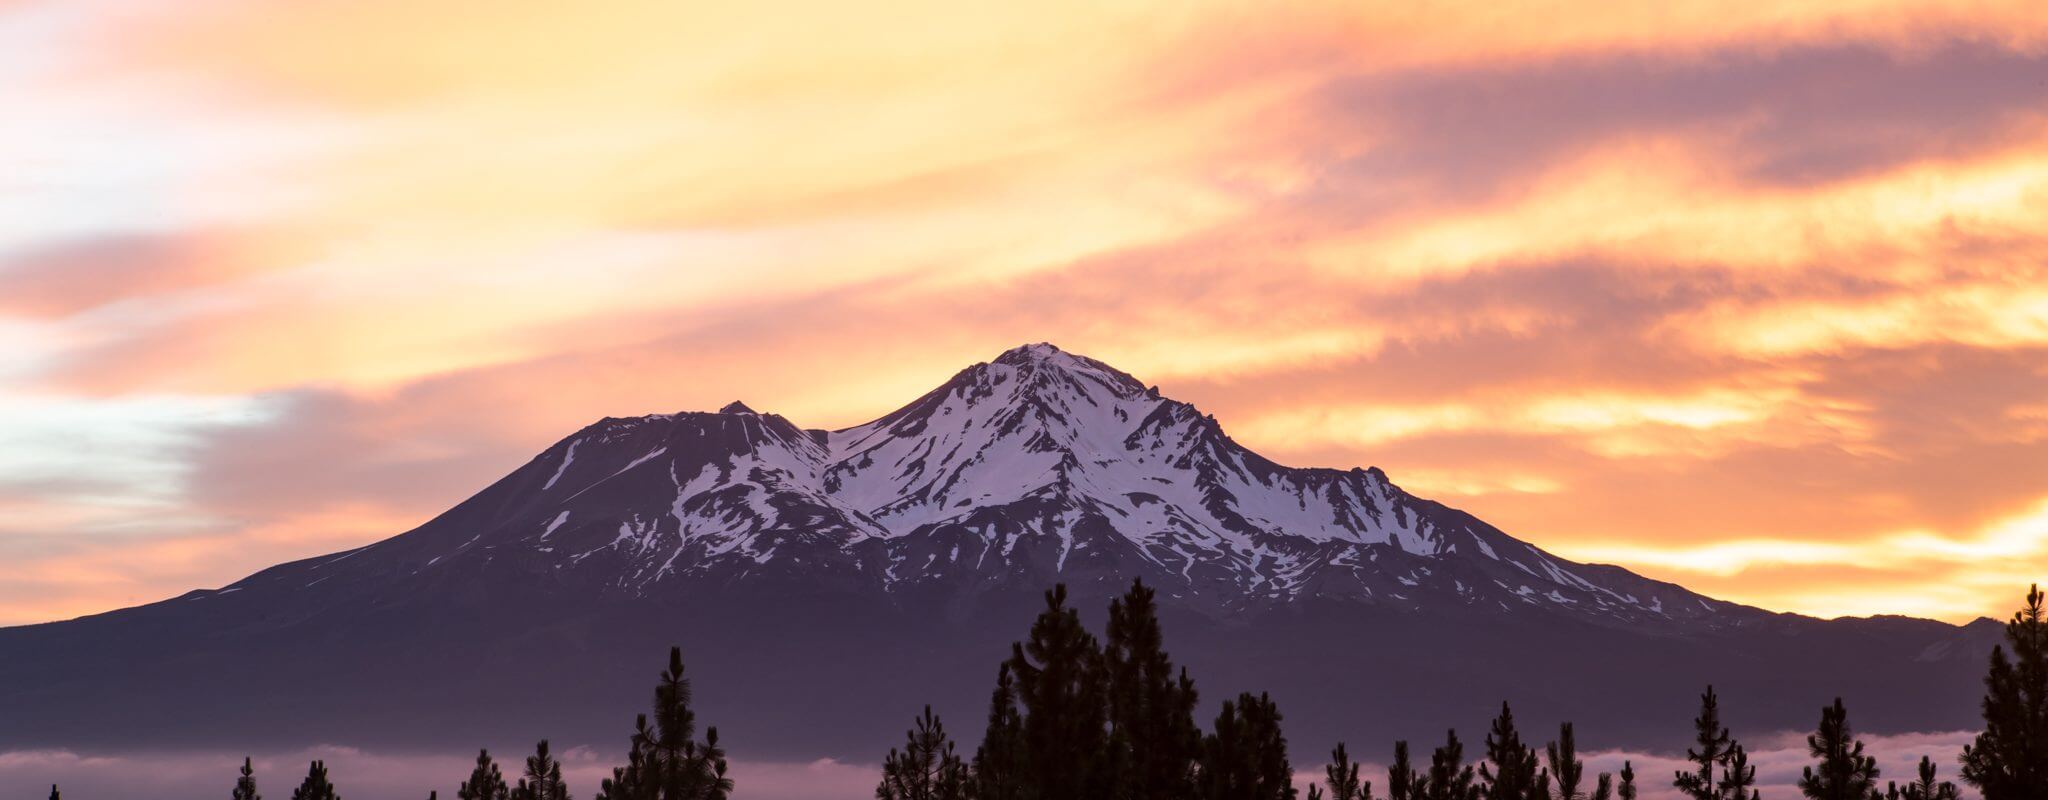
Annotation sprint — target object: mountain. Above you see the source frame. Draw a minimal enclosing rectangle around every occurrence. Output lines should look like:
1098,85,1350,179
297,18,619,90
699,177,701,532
0,344,2000,759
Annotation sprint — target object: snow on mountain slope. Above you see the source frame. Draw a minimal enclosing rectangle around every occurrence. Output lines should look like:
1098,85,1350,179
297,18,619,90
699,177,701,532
220,343,1736,624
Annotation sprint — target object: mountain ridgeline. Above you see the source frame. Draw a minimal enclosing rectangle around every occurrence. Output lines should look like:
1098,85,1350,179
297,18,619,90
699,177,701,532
0,344,2002,756
215,342,1724,619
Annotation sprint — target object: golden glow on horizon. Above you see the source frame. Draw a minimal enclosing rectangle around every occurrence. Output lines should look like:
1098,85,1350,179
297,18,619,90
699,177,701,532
2,0,2046,625
1561,499,2048,621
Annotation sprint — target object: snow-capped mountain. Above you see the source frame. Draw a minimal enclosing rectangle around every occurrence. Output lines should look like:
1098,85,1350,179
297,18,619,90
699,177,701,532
227,343,1722,624
0,344,2002,759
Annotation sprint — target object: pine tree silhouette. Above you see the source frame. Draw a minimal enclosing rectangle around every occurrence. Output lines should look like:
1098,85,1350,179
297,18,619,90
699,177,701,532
971,663,1025,800
1797,698,1879,800
511,740,571,800
696,728,734,800
877,705,969,800
1199,694,1248,800
1673,686,1734,800
460,750,510,800
1197,692,1295,800
1896,755,1959,800
1387,741,1417,800
1104,579,1201,800
234,756,262,800
1005,584,1111,800
1616,762,1635,800
49,785,59,800
595,646,731,800
653,647,700,798
1415,730,1479,800
1962,584,2048,800
1322,742,1372,800
291,760,340,800
1478,703,1543,800
1240,693,1295,800
1719,744,1757,800
1545,723,1587,800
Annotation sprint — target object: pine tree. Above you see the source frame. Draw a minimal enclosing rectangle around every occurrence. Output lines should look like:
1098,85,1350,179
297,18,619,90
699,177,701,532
511,740,571,800
1200,697,1245,800
972,662,1025,800
653,647,699,798
1897,756,1958,800
1240,693,1296,800
1616,762,1635,800
291,760,340,800
1197,692,1295,800
1415,730,1479,800
1006,583,1111,800
1588,774,1612,800
1478,703,1543,800
49,785,60,800
877,705,969,800
461,750,511,800
1323,742,1372,800
234,756,262,800
1962,584,2048,800
1798,698,1879,800
595,646,732,800
1388,741,1418,800
1546,723,1586,800
1720,744,1757,800
1104,580,1201,800
1673,686,1734,800
693,727,734,800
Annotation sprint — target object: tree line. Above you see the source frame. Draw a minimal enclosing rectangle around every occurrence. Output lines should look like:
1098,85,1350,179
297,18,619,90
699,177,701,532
880,581,2048,800
875,582,2047,800
43,584,2046,799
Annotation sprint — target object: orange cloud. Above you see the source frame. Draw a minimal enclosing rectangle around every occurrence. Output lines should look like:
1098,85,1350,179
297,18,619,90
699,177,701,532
0,505,418,626
1676,279,2048,357
1232,380,1875,460
1560,496,2048,620
1307,126,2048,284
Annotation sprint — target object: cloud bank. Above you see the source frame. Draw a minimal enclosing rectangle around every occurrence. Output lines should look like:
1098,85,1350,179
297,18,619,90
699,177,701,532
0,730,1981,800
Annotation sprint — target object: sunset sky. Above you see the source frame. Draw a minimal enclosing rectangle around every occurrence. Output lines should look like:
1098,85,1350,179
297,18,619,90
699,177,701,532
3,0,2046,627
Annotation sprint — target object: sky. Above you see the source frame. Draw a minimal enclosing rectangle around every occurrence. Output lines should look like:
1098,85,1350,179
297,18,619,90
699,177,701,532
2,0,2046,627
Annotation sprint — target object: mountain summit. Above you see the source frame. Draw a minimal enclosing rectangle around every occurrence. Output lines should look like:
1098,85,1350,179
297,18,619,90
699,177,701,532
216,342,1720,623
0,343,1999,757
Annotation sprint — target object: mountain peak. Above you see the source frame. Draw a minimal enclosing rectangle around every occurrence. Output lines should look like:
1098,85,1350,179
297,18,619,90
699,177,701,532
992,341,1069,364
983,342,1148,401
718,401,758,415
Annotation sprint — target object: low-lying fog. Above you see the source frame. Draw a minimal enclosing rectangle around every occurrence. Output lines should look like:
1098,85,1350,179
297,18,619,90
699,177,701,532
0,730,1978,799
